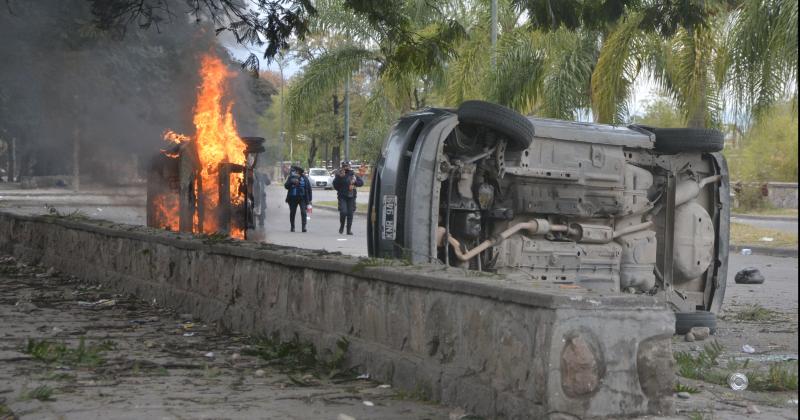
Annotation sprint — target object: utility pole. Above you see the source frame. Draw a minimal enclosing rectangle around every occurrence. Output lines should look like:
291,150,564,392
343,76,350,162
278,54,286,161
491,0,498,68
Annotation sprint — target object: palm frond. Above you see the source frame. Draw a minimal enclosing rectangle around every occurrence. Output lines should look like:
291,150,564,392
445,22,491,105
591,13,645,124
539,29,598,120
287,46,377,124
488,28,546,114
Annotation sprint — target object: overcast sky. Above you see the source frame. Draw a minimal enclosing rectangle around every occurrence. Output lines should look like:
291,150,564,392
219,33,659,120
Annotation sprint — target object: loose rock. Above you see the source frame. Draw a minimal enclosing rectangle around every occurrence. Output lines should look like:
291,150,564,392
677,392,691,399
254,369,265,377
685,332,695,342
689,327,711,340
746,405,760,414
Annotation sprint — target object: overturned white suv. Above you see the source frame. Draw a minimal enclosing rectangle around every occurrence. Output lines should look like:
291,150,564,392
367,101,729,333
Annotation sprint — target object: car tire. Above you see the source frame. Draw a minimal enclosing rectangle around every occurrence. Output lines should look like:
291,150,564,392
631,125,724,154
675,311,717,335
457,100,534,151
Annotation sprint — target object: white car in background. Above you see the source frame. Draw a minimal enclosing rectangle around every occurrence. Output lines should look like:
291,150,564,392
308,167,334,189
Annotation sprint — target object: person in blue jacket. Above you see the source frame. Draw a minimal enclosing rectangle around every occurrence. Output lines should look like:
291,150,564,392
284,166,312,232
332,161,364,235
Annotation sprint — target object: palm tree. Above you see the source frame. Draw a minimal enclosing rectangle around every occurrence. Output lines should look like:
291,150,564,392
287,0,465,122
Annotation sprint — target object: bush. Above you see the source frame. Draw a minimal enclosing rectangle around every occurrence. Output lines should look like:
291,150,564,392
727,102,798,183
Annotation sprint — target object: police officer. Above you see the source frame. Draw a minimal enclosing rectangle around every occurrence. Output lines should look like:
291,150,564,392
332,161,363,235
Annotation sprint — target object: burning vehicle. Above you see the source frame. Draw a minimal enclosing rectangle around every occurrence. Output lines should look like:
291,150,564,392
367,101,729,330
146,54,270,241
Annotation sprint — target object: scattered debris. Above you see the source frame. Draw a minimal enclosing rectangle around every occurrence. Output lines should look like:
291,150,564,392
357,373,370,380
77,299,116,308
362,400,374,407
758,237,774,242
728,372,749,391
183,332,196,337
254,369,265,377
735,268,765,285
746,404,760,414
741,344,756,354
735,304,777,321
740,248,752,256
377,384,391,389
204,352,214,358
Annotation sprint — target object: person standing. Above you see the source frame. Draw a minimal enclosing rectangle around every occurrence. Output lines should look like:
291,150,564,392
333,160,364,235
284,166,312,232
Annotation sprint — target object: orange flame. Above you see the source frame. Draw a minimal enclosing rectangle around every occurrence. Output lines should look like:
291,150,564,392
163,129,191,144
193,54,245,238
152,194,179,231
153,53,246,239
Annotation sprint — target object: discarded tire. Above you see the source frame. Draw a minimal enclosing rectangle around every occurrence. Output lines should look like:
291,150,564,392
631,125,724,154
735,267,765,284
675,311,717,335
457,100,534,151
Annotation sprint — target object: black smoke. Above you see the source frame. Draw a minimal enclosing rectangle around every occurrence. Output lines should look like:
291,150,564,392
0,0,275,184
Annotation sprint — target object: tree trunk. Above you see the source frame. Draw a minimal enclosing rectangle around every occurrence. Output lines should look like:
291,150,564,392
72,127,80,191
307,137,318,169
8,137,16,182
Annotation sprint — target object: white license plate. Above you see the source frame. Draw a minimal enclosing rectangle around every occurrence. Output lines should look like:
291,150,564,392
381,194,397,240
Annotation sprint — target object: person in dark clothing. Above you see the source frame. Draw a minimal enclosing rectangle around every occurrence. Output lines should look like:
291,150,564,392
284,166,312,232
332,161,364,235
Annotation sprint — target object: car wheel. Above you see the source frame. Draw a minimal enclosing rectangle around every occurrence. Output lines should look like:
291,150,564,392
631,126,724,154
457,100,534,151
675,311,717,335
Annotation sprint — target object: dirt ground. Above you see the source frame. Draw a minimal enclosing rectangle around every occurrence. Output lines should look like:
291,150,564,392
666,254,799,420
0,255,457,420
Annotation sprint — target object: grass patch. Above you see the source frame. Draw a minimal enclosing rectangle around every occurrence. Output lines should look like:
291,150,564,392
24,337,113,368
734,304,778,321
243,334,356,381
22,385,54,401
730,222,797,248
675,341,799,392
735,208,798,217
315,200,363,212
392,384,431,402
748,361,799,391
0,402,16,418
675,341,724,380
674,382,700,394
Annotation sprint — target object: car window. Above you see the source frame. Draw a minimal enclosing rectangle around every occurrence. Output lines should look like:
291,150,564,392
310,169,327,176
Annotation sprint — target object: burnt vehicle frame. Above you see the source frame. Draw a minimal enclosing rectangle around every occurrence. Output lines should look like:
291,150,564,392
367,101,729,323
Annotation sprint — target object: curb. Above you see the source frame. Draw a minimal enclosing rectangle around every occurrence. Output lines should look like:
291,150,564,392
731,213,798,222
729,244,798,258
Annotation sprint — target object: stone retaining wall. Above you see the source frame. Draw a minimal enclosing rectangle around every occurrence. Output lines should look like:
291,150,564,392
0,211,675,419
767,182,798,209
